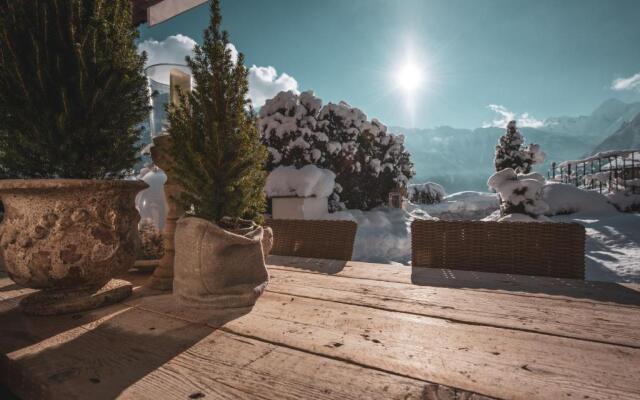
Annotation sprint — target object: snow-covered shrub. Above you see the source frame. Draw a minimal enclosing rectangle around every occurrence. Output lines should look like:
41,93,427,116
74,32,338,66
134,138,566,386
608,190,640,213
259,91,326,168
259,90,414,210
543,182,616,215
264,165,335,198
494,120,545,174
487,168,549,219
407,182,446,204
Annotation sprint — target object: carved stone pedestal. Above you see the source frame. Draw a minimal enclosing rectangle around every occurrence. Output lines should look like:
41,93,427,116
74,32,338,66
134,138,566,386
148,135,183,291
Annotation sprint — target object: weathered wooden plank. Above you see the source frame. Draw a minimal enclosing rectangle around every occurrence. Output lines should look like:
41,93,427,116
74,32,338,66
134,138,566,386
267,255,640,306
1,299,490,400
2,307,221,400
121,330,491,400
160,292,638,400
4,260,640,400
265,268,640,348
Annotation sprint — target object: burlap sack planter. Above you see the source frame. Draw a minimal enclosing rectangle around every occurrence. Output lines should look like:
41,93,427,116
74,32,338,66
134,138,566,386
173,216,272,310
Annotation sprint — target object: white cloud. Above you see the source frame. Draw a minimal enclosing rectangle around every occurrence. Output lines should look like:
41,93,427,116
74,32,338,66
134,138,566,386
138,34,197,66
137,35,297,107
611,73,640,91
248,66,299,107
482,104,545,129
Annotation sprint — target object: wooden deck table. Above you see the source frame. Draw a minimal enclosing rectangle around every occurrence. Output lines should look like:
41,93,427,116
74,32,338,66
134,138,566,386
2,255,640,399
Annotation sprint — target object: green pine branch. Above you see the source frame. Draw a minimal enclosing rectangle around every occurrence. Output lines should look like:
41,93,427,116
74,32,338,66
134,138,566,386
0,0,149,179
167,0,267,223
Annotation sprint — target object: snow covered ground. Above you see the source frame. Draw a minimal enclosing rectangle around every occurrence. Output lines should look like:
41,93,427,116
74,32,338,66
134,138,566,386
330,186,640,283
553,212,640,282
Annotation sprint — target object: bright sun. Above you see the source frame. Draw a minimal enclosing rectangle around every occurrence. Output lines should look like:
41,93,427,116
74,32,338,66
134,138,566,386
395,63,424,93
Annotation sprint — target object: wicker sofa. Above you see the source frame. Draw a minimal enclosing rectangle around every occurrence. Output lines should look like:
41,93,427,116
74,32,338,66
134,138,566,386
264,219,358,261
411,220,585,279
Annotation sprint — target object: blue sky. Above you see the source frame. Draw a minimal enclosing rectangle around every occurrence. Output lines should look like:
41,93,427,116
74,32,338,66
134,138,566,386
138,0,640,129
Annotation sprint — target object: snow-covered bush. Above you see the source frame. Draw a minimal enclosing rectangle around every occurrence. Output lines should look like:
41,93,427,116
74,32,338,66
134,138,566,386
264,165,335,198
259,90,414,211
259,91,326,168
543,182,616,215
494,120,545,174
608,190,640,213
407,182,446,204
487,168,549,219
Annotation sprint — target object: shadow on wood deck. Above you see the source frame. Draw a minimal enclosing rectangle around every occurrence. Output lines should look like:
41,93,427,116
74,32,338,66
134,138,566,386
0,283,251,399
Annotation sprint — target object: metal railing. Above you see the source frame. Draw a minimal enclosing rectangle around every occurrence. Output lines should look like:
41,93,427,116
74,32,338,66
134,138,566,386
548,149,640,194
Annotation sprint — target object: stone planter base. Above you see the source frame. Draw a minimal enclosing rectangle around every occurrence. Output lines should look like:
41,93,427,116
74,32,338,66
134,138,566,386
19,279,132,316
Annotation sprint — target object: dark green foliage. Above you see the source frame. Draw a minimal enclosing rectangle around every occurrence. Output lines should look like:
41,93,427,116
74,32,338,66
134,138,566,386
0,0,149,178
167,0,267,223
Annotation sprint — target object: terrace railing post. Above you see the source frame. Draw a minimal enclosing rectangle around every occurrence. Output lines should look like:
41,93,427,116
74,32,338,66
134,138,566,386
633,152,637,194
614,156,619,192
608,157,613,193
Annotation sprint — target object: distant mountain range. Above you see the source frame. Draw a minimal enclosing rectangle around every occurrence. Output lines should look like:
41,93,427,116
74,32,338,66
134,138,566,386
591,109,640,154
399,98,640,193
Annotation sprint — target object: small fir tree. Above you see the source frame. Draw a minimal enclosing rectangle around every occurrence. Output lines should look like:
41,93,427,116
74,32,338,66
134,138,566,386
494,120,545,174
167,0,267,223
487,168,549,219
0,0,149,178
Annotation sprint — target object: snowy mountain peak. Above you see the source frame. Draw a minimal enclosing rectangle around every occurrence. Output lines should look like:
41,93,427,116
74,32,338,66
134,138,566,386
591,110,640,154
590,98,631,119
542,98,640,139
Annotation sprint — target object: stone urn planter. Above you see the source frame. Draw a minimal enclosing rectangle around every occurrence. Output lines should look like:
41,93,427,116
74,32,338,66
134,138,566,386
173,216,273,310
0,179,148,315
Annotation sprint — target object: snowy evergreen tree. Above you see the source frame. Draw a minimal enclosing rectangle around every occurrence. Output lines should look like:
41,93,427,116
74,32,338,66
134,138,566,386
494,120,545,174
487,168,548,219
258,91,414,211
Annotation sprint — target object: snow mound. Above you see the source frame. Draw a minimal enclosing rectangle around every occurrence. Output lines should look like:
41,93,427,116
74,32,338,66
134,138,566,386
608,191,640,212
552,212,640,282
328,207,434,264
543,183,616,215
416,191,499,220
265,165,335,198
497,213,549,222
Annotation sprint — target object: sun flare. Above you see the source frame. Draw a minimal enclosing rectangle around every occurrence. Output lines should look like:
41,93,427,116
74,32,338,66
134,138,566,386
395,63,425,93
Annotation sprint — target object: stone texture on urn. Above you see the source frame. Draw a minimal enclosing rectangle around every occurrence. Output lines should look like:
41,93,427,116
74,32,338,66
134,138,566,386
173,217,272,310
0,179,147,315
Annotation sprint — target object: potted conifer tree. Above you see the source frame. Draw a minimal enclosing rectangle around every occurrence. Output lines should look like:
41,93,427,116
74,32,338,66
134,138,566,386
168,0,272,309
0,0,149,315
